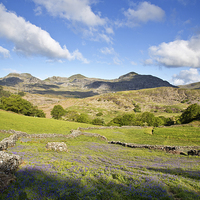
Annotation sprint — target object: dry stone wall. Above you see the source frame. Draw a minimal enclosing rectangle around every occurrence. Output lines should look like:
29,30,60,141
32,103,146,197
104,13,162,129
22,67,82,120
109,141,200,156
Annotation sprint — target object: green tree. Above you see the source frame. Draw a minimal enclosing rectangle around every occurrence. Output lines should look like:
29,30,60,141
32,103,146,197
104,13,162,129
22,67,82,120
180,103,200,124
140,112,155,126
51,105,66,120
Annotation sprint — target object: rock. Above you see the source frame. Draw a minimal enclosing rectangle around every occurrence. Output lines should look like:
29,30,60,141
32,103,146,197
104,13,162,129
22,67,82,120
0,171,16,191
187,149,200,156
46,142,68,152
0,152,22,173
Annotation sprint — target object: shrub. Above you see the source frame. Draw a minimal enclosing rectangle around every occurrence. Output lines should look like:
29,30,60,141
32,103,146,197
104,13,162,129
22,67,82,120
92,118,105,125
65,110,79,121
165,108,173,113
76,113,90,124
0,94,45,117
96,112,103,116
0,85,11,98
180,103,200,124
133,104,141,112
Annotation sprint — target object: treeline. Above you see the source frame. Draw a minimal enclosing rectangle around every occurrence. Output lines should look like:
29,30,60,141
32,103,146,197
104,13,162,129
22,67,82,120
51,103,200,127
0,86,45,118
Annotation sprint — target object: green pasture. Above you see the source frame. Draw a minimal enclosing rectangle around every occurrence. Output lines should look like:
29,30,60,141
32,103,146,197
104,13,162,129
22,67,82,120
83,126,200,146
0,110,92,134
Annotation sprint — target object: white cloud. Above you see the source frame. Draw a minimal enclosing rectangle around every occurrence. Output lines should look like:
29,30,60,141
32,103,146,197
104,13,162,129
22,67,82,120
113,57,122,65
34,6,42,16
171,68,200,85
148,34,200,68
0,4,89,63
100,47,115,55
0,46,10,58
143,59,153,65
32,0,106,27
106,27,114,34
124,1,165,27
130,61,137,65
82,27,113,43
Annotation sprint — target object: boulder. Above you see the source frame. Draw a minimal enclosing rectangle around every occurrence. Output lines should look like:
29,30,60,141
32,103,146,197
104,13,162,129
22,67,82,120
0,171,16,191
0,152,21,191
0,152,22,173
46,142,68,152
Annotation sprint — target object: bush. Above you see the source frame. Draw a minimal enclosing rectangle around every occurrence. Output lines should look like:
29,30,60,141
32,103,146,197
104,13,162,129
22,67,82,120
0,85,11,98
0,94,45,117
92,118,105,125
18,91,25,97
165,108,173,113
96,112,103,116
133,104,141,112
51,105,66,120
180,103,200,124
65,110,79,121
76,113,90,124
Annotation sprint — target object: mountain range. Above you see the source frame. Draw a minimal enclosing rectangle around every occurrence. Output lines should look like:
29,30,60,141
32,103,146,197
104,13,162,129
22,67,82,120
0,72,196,98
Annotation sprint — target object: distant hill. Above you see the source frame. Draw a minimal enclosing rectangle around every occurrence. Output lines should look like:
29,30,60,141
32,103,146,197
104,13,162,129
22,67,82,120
0,72,177,97
179,82,200,89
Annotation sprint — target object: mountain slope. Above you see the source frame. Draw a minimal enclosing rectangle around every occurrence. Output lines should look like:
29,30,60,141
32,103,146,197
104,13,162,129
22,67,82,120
0,72,177,97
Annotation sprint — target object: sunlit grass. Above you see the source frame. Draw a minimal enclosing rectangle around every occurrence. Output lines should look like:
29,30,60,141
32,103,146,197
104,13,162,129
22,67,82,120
0,110,93,134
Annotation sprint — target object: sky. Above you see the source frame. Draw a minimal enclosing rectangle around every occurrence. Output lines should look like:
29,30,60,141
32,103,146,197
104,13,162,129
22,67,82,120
0,0,200,85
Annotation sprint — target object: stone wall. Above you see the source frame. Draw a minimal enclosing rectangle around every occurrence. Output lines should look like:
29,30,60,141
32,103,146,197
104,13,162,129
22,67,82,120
108,141,200,156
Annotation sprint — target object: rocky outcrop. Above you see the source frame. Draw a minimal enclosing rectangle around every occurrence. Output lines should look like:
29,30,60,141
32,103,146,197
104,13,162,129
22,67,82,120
46,142,68,152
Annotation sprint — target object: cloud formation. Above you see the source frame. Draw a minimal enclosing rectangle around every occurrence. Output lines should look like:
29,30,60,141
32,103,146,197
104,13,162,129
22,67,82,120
124,1,165,26
0,4,89,63
32,0,106,27
148,35,200,68
171,68,200,85
100,47,115,55
0,46,10,58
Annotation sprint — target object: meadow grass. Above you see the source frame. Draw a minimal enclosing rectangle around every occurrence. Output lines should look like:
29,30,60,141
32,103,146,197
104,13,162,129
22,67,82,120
2,136,200,200
0,110,93,134
1,110,200,199
83,126,200,146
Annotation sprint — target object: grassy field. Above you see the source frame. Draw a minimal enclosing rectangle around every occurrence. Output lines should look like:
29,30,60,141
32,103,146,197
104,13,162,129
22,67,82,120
0,110,92,134
83,126,200,146
0,110,200,199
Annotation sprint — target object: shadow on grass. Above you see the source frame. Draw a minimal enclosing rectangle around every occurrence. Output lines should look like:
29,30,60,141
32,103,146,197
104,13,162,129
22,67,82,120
1,167,200,200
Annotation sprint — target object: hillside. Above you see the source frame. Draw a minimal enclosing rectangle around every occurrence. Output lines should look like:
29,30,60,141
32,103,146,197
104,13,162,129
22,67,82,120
0,72,176,97
179,81,200,89
22,87,200,119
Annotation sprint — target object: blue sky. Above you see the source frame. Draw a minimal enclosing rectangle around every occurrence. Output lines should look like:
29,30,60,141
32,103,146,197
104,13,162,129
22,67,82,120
0,0,200,85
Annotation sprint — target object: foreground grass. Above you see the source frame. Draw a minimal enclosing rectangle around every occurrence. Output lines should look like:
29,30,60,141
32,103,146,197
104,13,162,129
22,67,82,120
1,110,200,199
0,110,92,134
2,136,200,200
